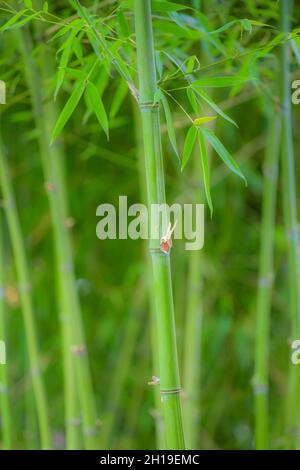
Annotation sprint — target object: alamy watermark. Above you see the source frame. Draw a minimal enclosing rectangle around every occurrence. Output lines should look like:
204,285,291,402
291,340,300,365
0,80,6,105
292,79,300,104
0,340,6,365
96,196,204,251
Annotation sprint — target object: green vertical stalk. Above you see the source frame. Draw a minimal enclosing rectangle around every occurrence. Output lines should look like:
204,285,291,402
17,27,98,449
0,213,12,449
279,0,300,446
134,0,185,449
183,250,203,450
254,113,280,450
133,99,165,449
182,137,204,450
0,143,50,449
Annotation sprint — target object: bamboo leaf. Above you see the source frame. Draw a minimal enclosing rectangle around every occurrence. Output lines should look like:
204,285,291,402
86,82,109,139
201,127,246,183
110,79,128,118
152,1,189,12
10,12,40,30
43,1,49,12
192,88,238,127
0,10,26,32
193,76,249,88
160,92,179,158
194,116,217,125
198,131,213,217
51,80,86,142
23,0,33,8
181,126,197,171
55,27,80,99
186,88,198,113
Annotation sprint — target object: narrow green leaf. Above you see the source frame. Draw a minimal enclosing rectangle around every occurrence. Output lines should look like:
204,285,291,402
110,79,128,118
181,126,197,171
193,76,249,88
194,116,217,125
193,88,238,127
155,51,163,80
86,82,109,139
241,19,252,32
23,0,33,9
198,132,213,217
160,92,178,157
9,12,40,30
186,88,198,113
151,1,189,12
249,19,271,28
55,28,79,99
0,10,26,32
201,127,246,183
209,19,240,35
43,1,49,12
51,80,86,142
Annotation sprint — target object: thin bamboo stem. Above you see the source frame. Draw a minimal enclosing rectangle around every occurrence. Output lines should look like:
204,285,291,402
134,0,184,449
0,213,12,449
254,113,280,450
183,250,203,450
17,26,98,449
0,143,51,449
279,0,300,447
133,98,165,449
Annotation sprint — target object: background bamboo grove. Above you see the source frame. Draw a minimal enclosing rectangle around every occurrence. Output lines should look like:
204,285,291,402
0,0,300,450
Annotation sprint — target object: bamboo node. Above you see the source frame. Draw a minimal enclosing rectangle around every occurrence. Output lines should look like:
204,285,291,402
68,418,81,427
45,181,57,192
83,426,97,436
0,383,9,394
263,164,277,179
60,262,72,273
18,282,31,293
64,217,75,229
150,247,167,256
160,387,181,395
30,367,42,377
139,101,159,111
70,344,86,355
148,375,160,386
258,275,273,287
252,377,268,395
286,227,299,241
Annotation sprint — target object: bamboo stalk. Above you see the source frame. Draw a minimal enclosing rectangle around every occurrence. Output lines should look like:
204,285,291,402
17,26,98,449
279,0,300,447
100,281,145,448
183,250,203,450
134,0,185,449
133,98,165,449
0,142,51,449
254,113,280,450
0,212,12,449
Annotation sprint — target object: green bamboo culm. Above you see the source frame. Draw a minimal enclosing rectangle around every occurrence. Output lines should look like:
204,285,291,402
134,0,185,449
279,0,300,447
0,212,12,449
17,25,98,449
0,143,51,449
254,112,280,450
